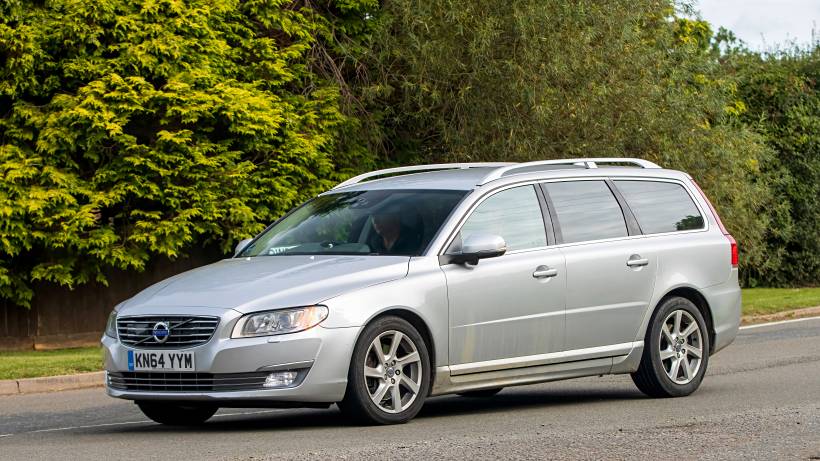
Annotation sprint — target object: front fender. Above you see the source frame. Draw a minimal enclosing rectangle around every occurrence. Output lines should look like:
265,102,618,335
320,257,449,368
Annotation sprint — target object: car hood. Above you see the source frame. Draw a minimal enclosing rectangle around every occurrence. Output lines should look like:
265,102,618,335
121,255,410,314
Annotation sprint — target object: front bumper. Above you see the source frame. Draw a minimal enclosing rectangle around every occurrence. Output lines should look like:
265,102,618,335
102,315,360,404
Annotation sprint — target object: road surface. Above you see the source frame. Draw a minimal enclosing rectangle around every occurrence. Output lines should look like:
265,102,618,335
1,318,818,460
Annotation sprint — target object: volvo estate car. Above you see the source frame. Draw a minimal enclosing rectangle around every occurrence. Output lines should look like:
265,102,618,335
102,158,741,425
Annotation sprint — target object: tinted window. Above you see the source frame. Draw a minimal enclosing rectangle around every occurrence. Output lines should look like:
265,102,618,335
615,180,704,233
453,185,547,252
240,189,467,257
544,181,628,244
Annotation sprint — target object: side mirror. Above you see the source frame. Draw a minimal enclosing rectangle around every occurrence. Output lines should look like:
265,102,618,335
234,238,253,257
445,233,507,265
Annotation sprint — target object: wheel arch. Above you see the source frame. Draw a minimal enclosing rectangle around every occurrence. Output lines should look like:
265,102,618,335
357,308,437,393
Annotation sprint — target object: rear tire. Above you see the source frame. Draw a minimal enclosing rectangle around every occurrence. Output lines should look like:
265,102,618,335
137,401,218,426
631,296,710,398
457,388,503,398
338,316,431,425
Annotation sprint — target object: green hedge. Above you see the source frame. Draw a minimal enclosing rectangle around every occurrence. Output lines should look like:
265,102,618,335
717,39,820,286
0,0,376,306
346,0,777,286
0,0,816,308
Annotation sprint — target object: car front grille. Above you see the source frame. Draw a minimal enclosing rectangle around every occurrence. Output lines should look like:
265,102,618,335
107,371,269,392
116,315,219,349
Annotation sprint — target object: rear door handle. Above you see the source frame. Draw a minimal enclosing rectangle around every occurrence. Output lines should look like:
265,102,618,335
626,256,649,267
533,266,558,278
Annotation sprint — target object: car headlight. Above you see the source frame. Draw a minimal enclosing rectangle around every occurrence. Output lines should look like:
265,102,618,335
104,310,118,338
232,305,329,338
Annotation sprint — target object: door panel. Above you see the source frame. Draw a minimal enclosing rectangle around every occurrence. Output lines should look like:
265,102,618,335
444,249,566,365
560,242,656,349
442,184,566,367
541,179,657,350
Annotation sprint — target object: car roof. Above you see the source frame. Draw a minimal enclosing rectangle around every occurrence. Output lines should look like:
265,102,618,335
326,165,691,193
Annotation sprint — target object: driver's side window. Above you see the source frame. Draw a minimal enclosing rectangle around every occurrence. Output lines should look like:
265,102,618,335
450,185,547,253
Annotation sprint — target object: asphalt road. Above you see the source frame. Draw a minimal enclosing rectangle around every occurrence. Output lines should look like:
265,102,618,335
1,318,818,460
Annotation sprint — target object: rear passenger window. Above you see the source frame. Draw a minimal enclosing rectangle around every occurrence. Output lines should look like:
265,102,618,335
544,181,628,244
614,180,704,234
455,185,547,252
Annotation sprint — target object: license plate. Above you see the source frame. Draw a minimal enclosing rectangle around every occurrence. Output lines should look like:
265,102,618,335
127,350,195,371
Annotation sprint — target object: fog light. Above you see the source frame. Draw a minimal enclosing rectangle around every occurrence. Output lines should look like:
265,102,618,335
264,371,299,388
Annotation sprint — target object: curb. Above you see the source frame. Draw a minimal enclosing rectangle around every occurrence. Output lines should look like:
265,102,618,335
0,371,104,396
740,305,820,326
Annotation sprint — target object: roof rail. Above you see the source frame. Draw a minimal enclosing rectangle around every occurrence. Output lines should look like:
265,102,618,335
333,162,513,189
478,157,661,185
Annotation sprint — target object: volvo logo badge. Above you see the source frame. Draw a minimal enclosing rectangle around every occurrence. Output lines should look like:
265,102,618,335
152,322,170,343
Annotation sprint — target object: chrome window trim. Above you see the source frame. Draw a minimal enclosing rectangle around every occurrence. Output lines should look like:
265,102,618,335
608,176,710,235
433,175,711,256
537,176,710,249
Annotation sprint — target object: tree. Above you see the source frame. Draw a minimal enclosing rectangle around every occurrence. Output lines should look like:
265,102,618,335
0,0,376,306
718,38,820,286
348,0,775,284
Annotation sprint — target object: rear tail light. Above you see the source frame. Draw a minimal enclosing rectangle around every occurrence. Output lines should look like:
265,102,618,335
690,179,738,268
726,234,738,267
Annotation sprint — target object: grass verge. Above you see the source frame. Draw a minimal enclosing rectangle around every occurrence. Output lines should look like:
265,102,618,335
742,287,820,317
0,347,102,380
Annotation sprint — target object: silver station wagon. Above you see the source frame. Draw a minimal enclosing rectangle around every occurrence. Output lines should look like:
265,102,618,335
102,158,741,425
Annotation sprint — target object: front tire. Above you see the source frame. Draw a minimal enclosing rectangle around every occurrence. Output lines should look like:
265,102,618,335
338,316,431,425
631,296,710,398
137,401,218,426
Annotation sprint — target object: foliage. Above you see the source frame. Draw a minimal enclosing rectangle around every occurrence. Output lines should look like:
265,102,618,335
347,0,774,284
0,0,376,306
716,40,820,286
1,0,817,308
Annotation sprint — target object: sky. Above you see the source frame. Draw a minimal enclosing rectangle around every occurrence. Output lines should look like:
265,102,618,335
695,0,820,51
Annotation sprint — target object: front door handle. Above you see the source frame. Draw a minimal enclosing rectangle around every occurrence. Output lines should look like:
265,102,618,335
533,266,558,278
626,256,649,267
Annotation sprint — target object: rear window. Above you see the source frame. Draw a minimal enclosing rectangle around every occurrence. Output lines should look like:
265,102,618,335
543,181,628,244
614,180,704,234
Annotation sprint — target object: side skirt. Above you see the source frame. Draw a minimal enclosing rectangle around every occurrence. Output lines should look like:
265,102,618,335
431,342,644,396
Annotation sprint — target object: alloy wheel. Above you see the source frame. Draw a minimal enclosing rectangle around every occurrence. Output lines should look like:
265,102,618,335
659,309,704,385
363,330,423,414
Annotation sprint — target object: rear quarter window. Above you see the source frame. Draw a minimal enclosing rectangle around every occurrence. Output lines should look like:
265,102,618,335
614,180,705,234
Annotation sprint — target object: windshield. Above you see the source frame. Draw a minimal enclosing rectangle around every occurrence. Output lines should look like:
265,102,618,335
239,189,468,257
